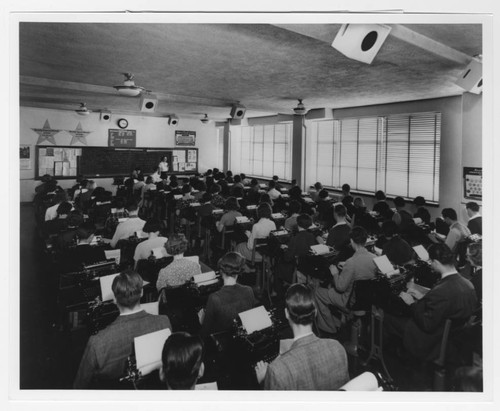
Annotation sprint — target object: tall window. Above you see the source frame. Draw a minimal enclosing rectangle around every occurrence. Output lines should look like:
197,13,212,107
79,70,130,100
216,127,224,170
310,112,441,202
230,123,293,181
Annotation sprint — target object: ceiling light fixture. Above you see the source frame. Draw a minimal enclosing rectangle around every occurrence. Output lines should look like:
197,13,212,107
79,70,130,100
113,73,145,97
293,99,308,116
75,102,91,116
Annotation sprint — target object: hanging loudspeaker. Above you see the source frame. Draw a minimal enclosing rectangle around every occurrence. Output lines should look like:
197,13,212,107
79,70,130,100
100,111,111,122
455,59,482,95
168,115,179,126
331,24,392,64
230,104,246,120
139,94,158,112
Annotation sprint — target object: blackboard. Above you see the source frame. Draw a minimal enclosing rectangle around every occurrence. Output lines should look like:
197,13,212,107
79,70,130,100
35,146,198,179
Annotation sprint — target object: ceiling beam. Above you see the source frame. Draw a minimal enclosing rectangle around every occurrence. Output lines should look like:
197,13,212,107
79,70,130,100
274,24,472,65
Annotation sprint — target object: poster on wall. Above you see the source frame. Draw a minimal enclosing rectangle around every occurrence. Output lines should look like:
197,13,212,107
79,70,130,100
463,167,482,200
20,145,32,170
175,130,196,146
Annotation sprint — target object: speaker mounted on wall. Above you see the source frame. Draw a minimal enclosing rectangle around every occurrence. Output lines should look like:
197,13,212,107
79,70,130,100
455,59,482,95
331,24,392,64
99,111,111,122
139,94,158,112
230,104,246,120
168,115,179,126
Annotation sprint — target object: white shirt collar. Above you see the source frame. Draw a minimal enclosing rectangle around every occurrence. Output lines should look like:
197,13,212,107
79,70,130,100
120,307,143,316
293,331,313,342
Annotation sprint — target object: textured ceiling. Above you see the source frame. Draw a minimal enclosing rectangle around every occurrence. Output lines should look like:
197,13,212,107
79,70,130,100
18,23,482,121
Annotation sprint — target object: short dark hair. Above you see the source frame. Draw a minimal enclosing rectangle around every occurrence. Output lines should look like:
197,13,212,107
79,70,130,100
143,219,161,234
146,176,153,185
428,243,455,266
161,332,203,390
201,192,212,203
209,183,221,194
442,208,458,221
57,201,72,215
350,226,368,246
272,175,279,181
289,186,302,198
382,220,398,237
467,242,482,266
342,195,353,205
259,193,272,205
66,210,84,227
126,201,139,212
413,196,426,207
342,183,350,193
285,284,317,326
466,202,480,212
375,190,386,201
182,184,192,194
225,197,239,211
288,200,302,214
165,233,188,256
233,174,242,183
394,196,406,208
314,182,323,190
111,269,143,308
76,222,96,240
297,214,312,230
334,204,347,218
257,202,272,220
318,189,329,200
218,252,245,277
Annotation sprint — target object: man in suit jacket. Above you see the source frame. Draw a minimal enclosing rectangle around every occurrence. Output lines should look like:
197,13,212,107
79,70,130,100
255,284,349,390
73,270,171,389
384,243,477,361
466,202,482,235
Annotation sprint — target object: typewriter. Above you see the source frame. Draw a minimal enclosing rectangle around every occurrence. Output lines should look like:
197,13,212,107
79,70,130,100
59,259,117,287
86,298,119,335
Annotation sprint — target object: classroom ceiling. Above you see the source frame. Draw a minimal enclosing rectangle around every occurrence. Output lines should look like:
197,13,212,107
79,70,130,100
19,22,482,121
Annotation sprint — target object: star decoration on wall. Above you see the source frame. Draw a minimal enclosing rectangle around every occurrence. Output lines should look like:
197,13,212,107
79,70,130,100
68,122,91,145
32,120,61,145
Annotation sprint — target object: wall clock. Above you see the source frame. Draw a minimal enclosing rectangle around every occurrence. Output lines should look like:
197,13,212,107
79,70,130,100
117,118,128,129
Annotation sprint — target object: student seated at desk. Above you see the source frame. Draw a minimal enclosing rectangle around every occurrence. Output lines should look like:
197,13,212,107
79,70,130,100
315,227,377,335
325,204,351,253
234,203,276,262
110,201,146,248
56,210,84,249
43,201,72,236
379,221,415,266
284,200,301,232
372,190,393,220
413,196,431,225
255,284,349,390
73,270,171,389
44,191,68,221
160,332,205,390
133,219,168,269
199,252,257,338
465,202,482,235
441,207,471,254
315,189,334,230
209,183,226,209
156,233,201,291
267,180,281,201
392,196,415,233
215,197,242,232
384,243,477,362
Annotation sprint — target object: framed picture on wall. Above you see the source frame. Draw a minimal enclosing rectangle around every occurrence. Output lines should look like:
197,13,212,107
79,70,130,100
463,167,482,200
175,130,196,146
20,145,32,170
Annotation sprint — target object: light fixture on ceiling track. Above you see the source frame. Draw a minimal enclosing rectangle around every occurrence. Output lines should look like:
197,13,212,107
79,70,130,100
75,102,91,116
113,73,145,97
200,114,209,124
293,99,308,116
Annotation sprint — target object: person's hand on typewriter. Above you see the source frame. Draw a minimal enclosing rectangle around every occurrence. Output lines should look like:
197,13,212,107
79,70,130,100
399,291,416,305
255,360,269,384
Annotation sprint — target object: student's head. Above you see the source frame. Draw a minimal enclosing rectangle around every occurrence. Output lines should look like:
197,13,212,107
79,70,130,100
56,201,72,216
318,189,329,200
114,197,126,210
87,180,96,190
165,233,188,256
225,197,239,211
240,173,246,180
182,184,192,195
146,176,153,185
226,170,233,178
272,175,279,182
285,284,317,326
233,174,242,184
201,192,212,203
137,174,144,182
466,242,482,267
66,210,84,228
218,252,245,278
259,193,272,205
257,202,272,220
375,190,386,201
342,195,353,206
334,204,347,219
213,168,220,175
381,220,398,238
350,226,368,247
342,183,350,194
76,221,96,241
209,183,221,194
126,201,139,214
441,208,458,223
413,196,426,207
111,269,143,309
196,180,207,192
314,182,323,191
393,196,406,208
160,332,204,390
205,169,213,176
354,197,365,208
466,202,480,217
289,186,302,198
428,243,455,269
288,200,302,215
143,219,161,234
296,214,312,230
268,180,276,189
